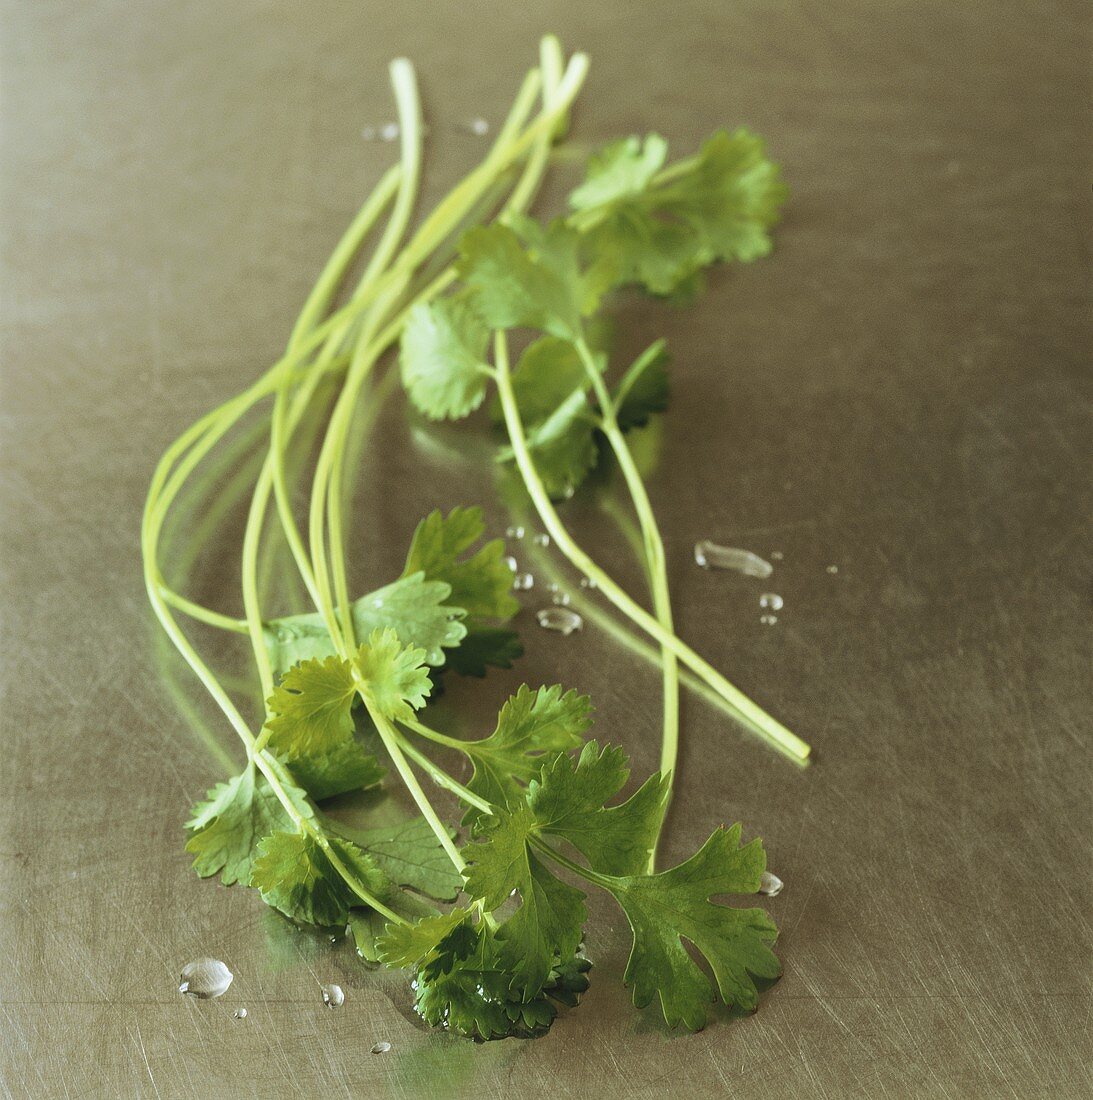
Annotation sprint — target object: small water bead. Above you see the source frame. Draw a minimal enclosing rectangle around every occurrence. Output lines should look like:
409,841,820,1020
758,593,784,612
579,576,597,590
361,122,400,142
505,525,525,539
512,572,534,591
469,117,489,135
826,564,839,574
536,607,583,635
552,593,571,607
321,984,345,1008
694,541,773,579
770,550,784,561
759,871,784,897
547,582,559,593
504,555,518,573
370,1041,392,1055
232,1008,248,1020
533,533,550,547
759,614,778,626
178,958,233,999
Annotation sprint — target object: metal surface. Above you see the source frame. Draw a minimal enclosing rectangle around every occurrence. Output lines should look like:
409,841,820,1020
2,2,1090,1096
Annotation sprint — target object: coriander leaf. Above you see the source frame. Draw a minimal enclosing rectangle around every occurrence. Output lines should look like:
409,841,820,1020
354,627,432,721
263,572,466,676
376,905,477,971
389,912,588,1039
348,890,438,965
440,624,522,678
403,506,518,622
568,133,668,214
581,128,787,296
493,337,600,499
613,339,670,431
281,737,385,802
250,830,390,927
185,765,313,886
463,804,587,996
264,655,357,757
400,297,491,420
262,654,385,801
527,741,671,877
461,683,592,823
458,224,584,340
606,823,781,1030
326,817,462,901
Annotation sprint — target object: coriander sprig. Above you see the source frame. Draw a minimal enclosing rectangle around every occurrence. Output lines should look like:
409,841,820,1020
144,35,792,1040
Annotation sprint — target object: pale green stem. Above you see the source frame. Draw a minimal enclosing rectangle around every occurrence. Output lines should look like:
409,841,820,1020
493,331,810,764
574,335,679,871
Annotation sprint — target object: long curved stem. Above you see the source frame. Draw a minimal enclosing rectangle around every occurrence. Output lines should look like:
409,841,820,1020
494,331,810,764
573,336,679,870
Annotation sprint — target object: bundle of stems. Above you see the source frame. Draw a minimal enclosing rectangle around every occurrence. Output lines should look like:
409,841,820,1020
143,35,807,924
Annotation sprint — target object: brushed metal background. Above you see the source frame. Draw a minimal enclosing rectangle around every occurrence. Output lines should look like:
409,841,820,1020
2,2,1090,1096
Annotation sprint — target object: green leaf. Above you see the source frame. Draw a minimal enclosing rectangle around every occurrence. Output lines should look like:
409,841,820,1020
461,684,592,823
354,628,432,721
264,655,358,756
606,824,781,1030
387,912,589,1039
613,339,670,431
376,905,477,971
348,890,438,964
326,817,462,901
457,223,585,340
400,297,491,420
281,738,385,802
580,128,787,296
568,133,669,213
463,804,587,996
440,624,522,678
263,572,466,676
185,765,313,886
527,741,671,877
249,831,390,927
495,337,600,499
403,506,518,622
260,653,385,801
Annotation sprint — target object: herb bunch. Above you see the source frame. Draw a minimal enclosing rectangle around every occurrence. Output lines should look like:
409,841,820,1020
143,36,803,1039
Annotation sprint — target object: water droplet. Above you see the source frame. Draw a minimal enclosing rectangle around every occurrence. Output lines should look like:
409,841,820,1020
562,486,575,500
329,935,338,944
826,564,839,574
579,576,597,590
694,541,773,578
469,117,489,135
505,525,525,539
770,550,784,561
552,593,571,607
759,593,784,612
178,959,233,999
512,572,534,591
536,607,583,635
321,983,345,1008
547,582,559,593
759,871,784,896
233,1007,248,1020
379,122,400,142
759,614,778,626
373,598,383,608
504,555,518,573
533,533,550,547
371,1040,392,1054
